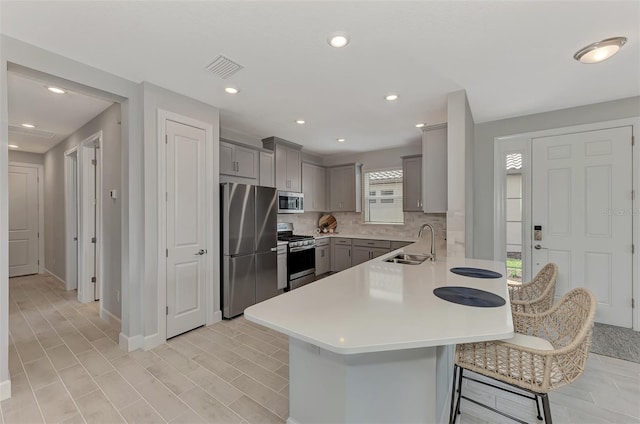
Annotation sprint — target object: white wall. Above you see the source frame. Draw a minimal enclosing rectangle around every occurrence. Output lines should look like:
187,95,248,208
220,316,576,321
473,96,640,260
44,103,122,318
0,35,143,398
142,82,220,344
323,144,421,169
8,151,44,165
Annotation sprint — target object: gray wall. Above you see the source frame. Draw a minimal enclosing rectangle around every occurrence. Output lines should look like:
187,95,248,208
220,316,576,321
322,144,421,169
8,151,44,165
44,103,122,318
473,96,640,259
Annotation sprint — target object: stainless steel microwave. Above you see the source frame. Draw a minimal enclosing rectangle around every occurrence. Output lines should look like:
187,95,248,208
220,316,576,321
278,191,304,214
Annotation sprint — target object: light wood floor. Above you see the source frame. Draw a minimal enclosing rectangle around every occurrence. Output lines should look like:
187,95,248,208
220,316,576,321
2,273,639,424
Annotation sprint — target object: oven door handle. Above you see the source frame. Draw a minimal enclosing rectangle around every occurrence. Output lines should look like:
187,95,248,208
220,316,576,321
289,245,316,253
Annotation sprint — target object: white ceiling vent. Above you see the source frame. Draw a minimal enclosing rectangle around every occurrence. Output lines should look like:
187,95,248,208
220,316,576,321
9,124,57,139
205,55,244,79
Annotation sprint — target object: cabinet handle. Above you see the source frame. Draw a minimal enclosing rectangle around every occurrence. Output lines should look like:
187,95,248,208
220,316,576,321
321,250,325,257
237,162,240,172
348,250,351,257
417,200,420,208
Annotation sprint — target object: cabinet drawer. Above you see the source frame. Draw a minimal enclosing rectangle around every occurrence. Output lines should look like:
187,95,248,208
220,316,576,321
315,238,330,247
351,239,391,249
332,237,352,245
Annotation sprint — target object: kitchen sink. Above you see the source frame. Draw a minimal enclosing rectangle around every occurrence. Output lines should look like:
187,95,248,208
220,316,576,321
383,253,432,265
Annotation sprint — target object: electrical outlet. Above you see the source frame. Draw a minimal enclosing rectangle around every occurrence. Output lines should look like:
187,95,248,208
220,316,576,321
116,290,120,302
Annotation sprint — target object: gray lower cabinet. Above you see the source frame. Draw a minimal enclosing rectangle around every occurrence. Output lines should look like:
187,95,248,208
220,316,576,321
351,246,372,266
351,239,391,266
331,238,352,272
315,244,330,275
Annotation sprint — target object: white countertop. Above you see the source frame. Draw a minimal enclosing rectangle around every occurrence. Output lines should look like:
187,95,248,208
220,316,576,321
245,239,513,354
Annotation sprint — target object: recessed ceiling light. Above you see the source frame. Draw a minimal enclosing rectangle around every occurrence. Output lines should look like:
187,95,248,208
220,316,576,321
21,123,35,128
328,32,350,48
224,87,239,94
574,36,627,64
337,138,346,143
47,86,66,94
415,123,425,128
8,144,19,149
296,120,306,125
385,94,399,101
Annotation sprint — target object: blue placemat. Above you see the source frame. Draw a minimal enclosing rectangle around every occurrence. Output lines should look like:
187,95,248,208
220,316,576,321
433,286,506,308
450,267,502,279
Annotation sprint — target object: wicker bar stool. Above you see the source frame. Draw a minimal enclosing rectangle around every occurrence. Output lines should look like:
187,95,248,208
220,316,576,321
449,287,596,424
509,263,558,313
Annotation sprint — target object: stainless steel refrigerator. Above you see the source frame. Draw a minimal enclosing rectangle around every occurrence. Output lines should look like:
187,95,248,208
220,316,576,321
221,183,279,318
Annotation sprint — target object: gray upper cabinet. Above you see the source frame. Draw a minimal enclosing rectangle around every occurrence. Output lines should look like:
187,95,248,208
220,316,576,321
220,141,258,179
259,151,275,188
402,155,422,212
328,163,362,212
422,126,448,213
263,137,303,192
302,162,327,212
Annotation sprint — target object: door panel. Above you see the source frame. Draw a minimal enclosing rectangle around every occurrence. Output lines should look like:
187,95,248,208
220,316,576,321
532,126,632,327
223,184,255,256
166,119,207,338
8,165,39,277
224,254,256,318
255,186,277,253
256,251,278,303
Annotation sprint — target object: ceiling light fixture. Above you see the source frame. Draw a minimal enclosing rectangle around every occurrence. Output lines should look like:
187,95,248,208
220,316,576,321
224,87,239,94
415,123,425,128
385,94,399,101
47,86,66,94
328,32,350,48
337,138,346,143
573,36,627,64
296,120,306,125
8,144,19,149
21,123,35,128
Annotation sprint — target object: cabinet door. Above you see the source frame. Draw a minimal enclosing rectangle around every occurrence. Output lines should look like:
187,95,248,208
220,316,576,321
315,245,330,275
329,167,345,211
403,156,422,211
341,166,356,211
302,162,315,211
275,145,288,190
332,245,352,272
277,251,287,290
370,247,389,259
422,129,447,213
260,151,275,187
351,246,371,266
286,149,301,192
235,146,258,179
314,165,327,211
220,142,235,176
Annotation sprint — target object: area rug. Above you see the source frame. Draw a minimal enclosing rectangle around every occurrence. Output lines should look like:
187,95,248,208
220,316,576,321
590,322,640,364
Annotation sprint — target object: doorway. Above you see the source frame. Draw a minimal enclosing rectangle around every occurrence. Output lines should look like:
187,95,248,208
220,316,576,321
495,120,637,328
65,132,103,304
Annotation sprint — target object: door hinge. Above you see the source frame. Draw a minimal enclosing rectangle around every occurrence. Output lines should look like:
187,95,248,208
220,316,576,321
166,306,169,316
632,135,635,146
632,190,635,200
633,244,635,254
166,192,168,202
166,248,169,258
91,159,96,166
165,134,168,144
91,276,96,283
91,237,97,244
37,260,40,265
37,232,39,238
632,298,635,309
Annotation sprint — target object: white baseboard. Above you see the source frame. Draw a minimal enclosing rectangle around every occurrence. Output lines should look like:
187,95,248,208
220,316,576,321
119,332,144,352
207,310,222,326
43,268,66,286
0,379,11,401
144,333,164,351
100,307,121,329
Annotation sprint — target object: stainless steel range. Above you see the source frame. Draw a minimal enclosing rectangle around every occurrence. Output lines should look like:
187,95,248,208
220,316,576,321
277,223,315,290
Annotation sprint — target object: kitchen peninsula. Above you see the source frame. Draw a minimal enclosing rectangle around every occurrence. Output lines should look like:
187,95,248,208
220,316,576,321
245,239,513,424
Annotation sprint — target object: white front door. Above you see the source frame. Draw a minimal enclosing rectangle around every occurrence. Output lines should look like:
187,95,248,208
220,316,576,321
166,119,207,338
8,165,39,277
531,126,633,327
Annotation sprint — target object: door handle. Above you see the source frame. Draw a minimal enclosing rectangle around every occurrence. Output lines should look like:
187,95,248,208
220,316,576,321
534,244,542,250
195,249,207,255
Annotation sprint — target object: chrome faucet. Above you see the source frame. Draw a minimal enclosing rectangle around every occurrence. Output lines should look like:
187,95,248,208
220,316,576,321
417,223,436,261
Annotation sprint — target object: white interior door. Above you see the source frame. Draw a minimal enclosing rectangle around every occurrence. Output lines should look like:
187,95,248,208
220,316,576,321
8,165,39,277
531,126,633,327
65,150,79,290
166,119,207,338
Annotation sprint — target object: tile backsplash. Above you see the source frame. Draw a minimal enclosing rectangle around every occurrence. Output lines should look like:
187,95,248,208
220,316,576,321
278,211,447,251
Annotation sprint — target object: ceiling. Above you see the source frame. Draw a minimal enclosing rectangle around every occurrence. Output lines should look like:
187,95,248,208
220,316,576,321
2,1,638,156
7,72,113,154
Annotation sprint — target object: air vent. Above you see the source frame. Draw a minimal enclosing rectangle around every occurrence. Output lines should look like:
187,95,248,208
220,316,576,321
205,55,244,79
8,125,57,139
